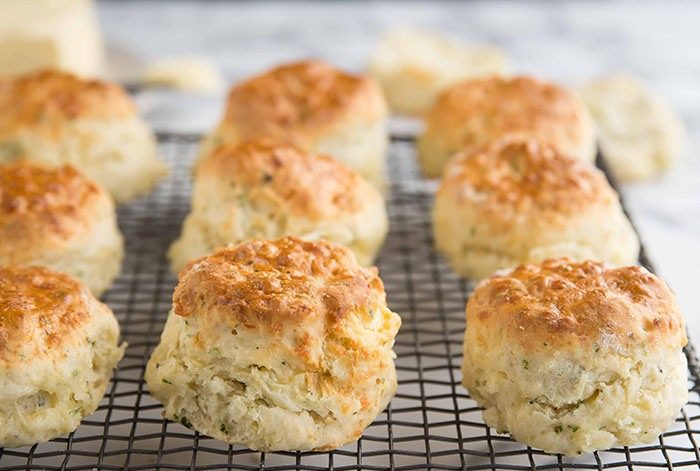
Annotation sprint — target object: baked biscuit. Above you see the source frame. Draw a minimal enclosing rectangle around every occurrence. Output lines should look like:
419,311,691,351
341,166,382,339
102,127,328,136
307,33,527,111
579,74,685,182
418,76,596,178
462,258,688,456
369,29,507,115
169,140,387,272
0,70,167,202
432,137,639,279
0,161,123,296
147,237,401,451
0,266,125,447
201,60,388,188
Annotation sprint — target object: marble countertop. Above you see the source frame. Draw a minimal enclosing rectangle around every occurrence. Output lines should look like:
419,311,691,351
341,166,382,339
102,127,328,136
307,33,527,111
98,0,700,339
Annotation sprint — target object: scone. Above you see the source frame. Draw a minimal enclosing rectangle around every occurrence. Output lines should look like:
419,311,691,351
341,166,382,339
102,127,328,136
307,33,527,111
462,258,688,456
432,137,639,280
169,140,387,272
579,74,685,182
0,266,125,448
147,237,401,451
201,60,388,188
0,70,167,202
0,161,123,296
418,76,596,178
369,29,508,115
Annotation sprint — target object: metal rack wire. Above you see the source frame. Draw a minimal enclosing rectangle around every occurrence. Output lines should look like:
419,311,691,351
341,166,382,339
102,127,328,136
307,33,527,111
1,133,699,470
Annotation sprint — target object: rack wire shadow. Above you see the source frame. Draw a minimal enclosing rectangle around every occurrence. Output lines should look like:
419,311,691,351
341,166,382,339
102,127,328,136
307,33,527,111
1,133,698,470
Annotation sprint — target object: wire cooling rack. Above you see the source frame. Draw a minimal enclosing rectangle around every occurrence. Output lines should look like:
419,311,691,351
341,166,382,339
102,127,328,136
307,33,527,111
1,133,699,471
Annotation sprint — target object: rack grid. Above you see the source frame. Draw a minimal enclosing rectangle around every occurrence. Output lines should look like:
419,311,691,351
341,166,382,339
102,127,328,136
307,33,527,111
1,133,698,470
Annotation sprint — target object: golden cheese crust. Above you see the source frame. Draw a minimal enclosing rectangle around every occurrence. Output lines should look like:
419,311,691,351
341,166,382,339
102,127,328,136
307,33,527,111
175,237,385,334
219,60,386,144
469,258,687,352
418,75,595,177
427,75,591,147
199,139,373,220
440,137,610,221
0,70,135,136
0,161,108,260
0,266,91,365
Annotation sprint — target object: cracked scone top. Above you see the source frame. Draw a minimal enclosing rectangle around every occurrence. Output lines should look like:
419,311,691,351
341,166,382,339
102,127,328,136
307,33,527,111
202,60,388,188
0,70,135,134
432,137,639,279
220,60,386,142
0,162,104,250
169,139,388,272
146,237,401,451
462,258,688,456
0,70,167,202
0,266,124,447
0,161,123,296
198,140,367,218
417,75,595,178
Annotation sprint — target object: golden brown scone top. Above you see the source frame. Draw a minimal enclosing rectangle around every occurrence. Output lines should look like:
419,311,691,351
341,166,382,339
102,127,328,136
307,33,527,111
0,266,93,366
0,161,108,260
174,237,386,333
427,76,589,148
0,70,136,134
198,139,374,219
220,60,386,143
468,258,687,353
440,137,611,216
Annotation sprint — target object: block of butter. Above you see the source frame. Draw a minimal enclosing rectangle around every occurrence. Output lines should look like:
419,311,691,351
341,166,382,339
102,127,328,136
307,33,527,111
0,0,104,77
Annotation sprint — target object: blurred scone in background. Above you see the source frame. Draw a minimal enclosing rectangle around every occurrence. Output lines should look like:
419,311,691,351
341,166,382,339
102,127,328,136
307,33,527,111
369,29,508,115
0,70,167,202
579,74,686,182
417,76,596,178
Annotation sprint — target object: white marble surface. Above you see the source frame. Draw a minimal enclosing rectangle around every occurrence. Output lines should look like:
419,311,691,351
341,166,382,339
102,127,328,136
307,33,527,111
99,0,700,338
